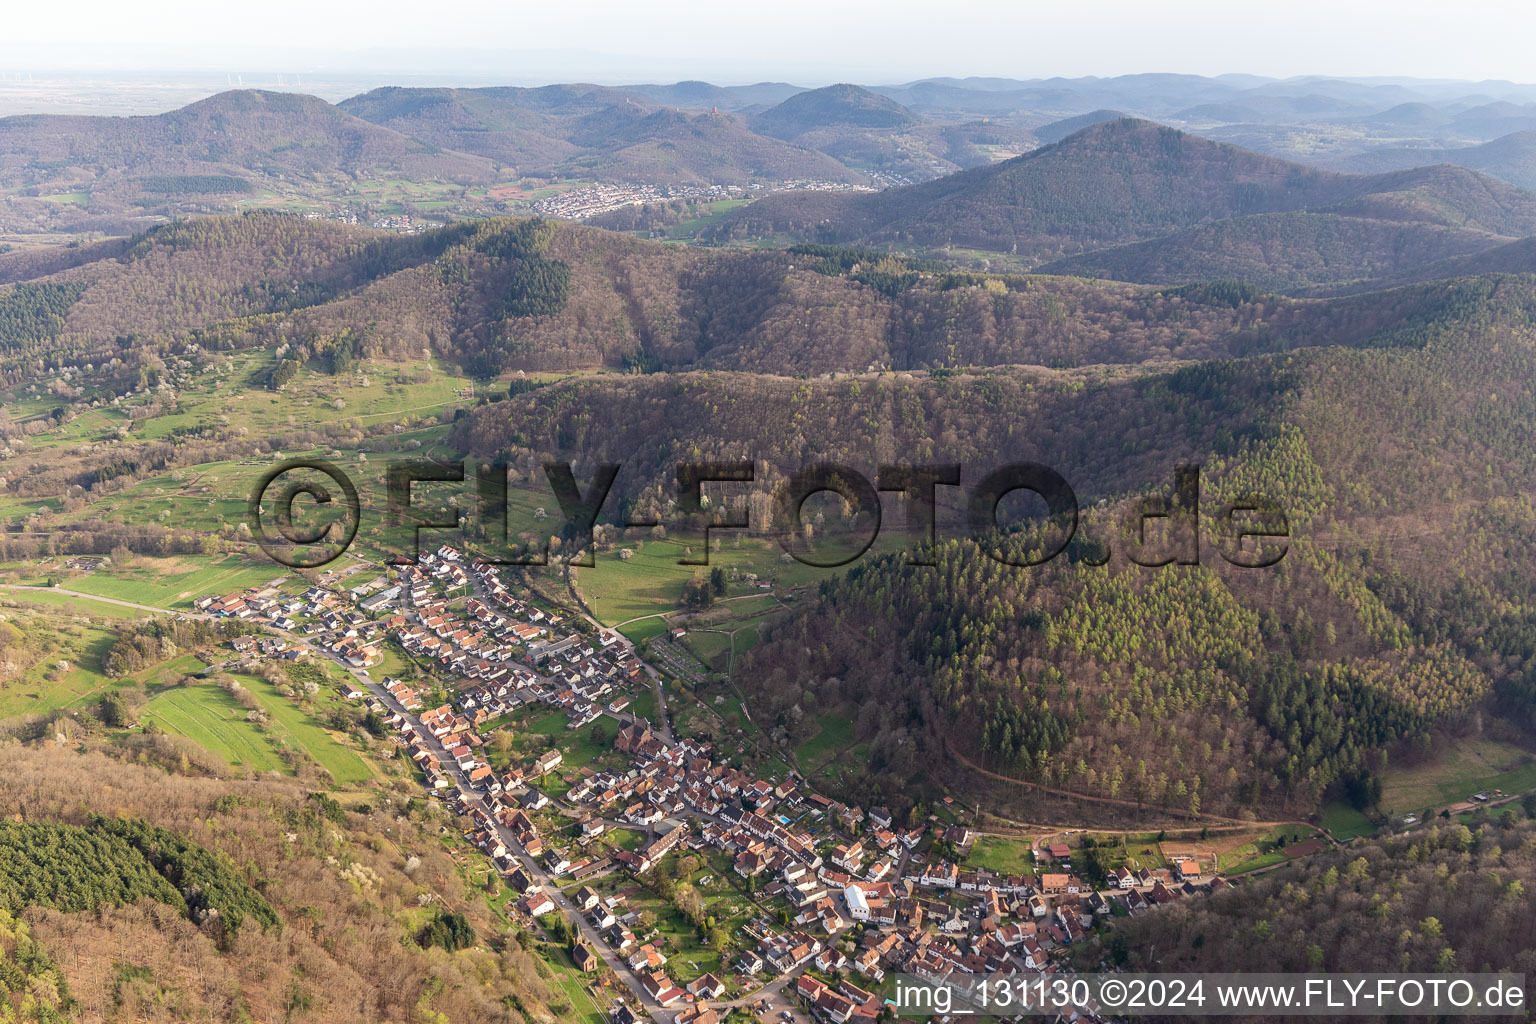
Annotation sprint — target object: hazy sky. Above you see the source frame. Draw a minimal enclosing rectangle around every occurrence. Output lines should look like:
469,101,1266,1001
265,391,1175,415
2,0,1533,84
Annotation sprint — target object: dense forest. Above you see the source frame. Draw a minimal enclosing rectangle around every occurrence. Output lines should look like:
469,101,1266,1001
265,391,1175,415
710,286,1536,817
1078,814,1536,1006
0,817,277,934
1035,212,1507,293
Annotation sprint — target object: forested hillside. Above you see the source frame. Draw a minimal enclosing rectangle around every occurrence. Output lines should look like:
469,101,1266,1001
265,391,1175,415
1330,130,1536,191
751,85,922,138
1036,212,1507,292
441,270,1536,821
12,213,1536,390
6,212,1536,828
709,285,1536,820
1079,815,1536,987
702,119,1536,289
0,743,565,1024
0,91,496,235
338,85,867,185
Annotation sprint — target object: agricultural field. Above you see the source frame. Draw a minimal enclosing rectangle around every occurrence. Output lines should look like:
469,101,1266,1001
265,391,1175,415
240,674,374,786
0,586,147,620
573,540,708,628
614,616,669,644
137,652,209,687
0,603,219,721
66,554,291,610
3,349,500,560
128,350,472,440
572,535,832,630
142,684,289,774
140,670,374,786
1379,738,1536,814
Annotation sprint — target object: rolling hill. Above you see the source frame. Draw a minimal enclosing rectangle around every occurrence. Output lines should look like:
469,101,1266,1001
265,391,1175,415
702,118,1536,288
1030,108,1129,144
19,70,1536,987
0,90,496,235
739,84,972,181
0,89,494,183
14,212,1532,387
555,106,866,185
1036,211,1511,291
339,85,865,184
1328,130,1536,191
7,209,1536,831
0,744,570,1024
335,83,634,168
621,79,805,110
749,84,921,138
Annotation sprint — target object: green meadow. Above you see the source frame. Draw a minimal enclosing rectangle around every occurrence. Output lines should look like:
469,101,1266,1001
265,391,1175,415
143,684,290,774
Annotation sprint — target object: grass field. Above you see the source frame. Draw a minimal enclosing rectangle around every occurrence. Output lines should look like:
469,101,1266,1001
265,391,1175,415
618,616,670,643
627,688,657,723
240,675,374,786
572,535,864,628
1219,826,1316,874
655,199,752,240
1226,849,1287,874
0,588,148,620
966,834,1036,874
11,348,506,568
681,630,733,671
0,611,213,721
139,653,209,687
0,623,120,718
574,540,703,626
795,709,856,767
142,673,373,786
68,554,292,610
538,946,607,1024
1320,803,1378,841
143,685,290,774
1379,738,1536,813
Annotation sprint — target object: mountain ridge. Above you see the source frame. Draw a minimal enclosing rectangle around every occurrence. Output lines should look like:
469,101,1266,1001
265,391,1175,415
701,117,1536,284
